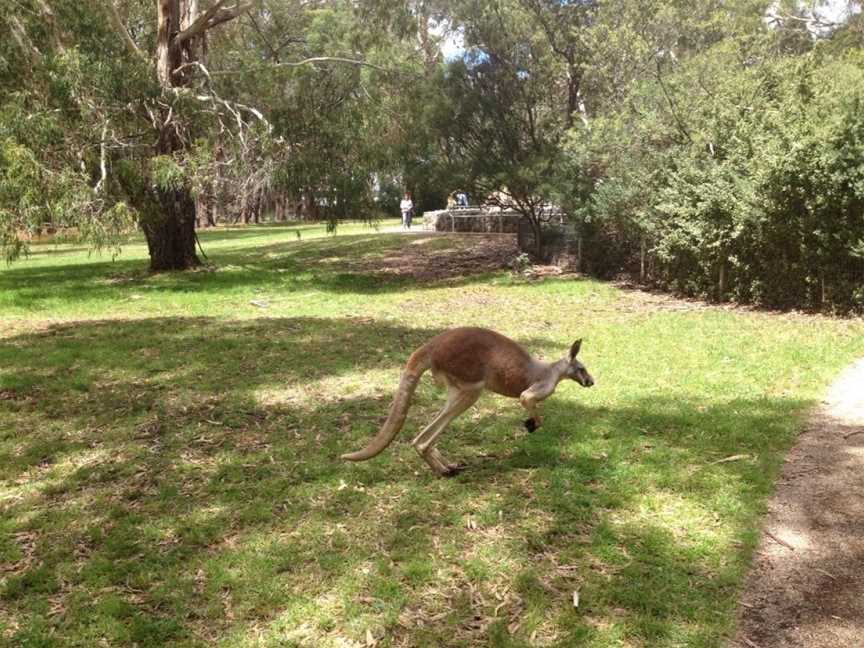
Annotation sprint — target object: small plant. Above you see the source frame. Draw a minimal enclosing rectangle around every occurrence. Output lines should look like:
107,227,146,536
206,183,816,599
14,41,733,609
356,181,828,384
510,252,532,273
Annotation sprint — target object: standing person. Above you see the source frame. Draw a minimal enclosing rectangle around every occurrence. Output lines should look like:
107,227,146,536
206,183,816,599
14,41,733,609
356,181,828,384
400,192,414,230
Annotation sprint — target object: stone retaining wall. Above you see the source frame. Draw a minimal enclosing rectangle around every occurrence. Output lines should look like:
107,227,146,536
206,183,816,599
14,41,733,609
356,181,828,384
423,209,522,233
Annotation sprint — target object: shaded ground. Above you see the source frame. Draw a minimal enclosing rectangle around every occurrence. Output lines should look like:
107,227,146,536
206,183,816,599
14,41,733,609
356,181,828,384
349,233,518,282
733,359,864,648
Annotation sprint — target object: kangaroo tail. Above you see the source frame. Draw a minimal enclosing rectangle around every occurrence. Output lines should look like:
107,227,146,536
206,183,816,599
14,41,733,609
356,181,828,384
341,347,431,462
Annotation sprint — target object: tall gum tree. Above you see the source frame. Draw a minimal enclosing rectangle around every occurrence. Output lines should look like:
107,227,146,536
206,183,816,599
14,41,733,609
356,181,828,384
146,0,253,270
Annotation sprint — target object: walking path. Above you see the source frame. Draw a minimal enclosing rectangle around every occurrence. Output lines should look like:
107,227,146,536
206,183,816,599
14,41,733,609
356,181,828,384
733,359,864,647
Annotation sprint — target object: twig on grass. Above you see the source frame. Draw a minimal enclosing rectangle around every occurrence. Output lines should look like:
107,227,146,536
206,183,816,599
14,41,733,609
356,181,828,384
814,568,837,580
710,454,751,464
765,530,795,550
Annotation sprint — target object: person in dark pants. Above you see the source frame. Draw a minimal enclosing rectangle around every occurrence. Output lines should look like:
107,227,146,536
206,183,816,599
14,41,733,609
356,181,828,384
400,192,414,229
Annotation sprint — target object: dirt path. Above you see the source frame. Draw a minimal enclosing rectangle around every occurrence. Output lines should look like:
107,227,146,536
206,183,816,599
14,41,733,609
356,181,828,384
732,359,864,648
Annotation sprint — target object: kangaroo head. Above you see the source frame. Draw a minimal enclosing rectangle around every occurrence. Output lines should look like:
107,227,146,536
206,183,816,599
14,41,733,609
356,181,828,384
565,339,594,387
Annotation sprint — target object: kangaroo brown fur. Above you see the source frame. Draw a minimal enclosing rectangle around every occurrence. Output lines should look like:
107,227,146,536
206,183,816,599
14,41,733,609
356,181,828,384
341,327,594,476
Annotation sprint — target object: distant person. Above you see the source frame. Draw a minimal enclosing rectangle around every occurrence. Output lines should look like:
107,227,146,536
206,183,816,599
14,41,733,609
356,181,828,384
400,192,414,229
446,194,456,210
456,191,468,207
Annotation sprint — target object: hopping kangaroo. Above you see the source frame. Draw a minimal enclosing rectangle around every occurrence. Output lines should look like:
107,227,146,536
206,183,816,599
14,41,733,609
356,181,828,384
342,327,594,476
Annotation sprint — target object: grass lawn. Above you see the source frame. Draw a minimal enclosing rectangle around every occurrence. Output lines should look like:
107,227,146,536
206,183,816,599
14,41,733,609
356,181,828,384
1,221,863,647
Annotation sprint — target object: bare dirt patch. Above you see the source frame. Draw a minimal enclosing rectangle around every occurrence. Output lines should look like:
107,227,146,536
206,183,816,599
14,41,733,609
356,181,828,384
353,233,518,282
732,359,864,648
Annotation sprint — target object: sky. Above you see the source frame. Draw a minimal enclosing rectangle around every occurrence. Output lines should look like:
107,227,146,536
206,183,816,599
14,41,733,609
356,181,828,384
818,0,861,22
429,19,464,62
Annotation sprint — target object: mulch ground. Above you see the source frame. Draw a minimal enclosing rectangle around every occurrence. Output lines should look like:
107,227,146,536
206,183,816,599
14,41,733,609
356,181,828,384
356,233,519,282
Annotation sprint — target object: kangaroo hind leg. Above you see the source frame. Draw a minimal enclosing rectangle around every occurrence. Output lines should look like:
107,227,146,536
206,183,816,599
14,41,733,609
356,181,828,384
412,383,482,476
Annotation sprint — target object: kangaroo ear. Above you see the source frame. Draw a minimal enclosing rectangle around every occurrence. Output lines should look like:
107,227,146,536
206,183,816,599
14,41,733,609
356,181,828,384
569,339,582,359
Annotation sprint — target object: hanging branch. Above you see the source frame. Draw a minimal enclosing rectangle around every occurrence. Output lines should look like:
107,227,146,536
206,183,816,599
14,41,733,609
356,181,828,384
94,122,109,194
170,60,272,136
209,56,400,77
102,1,148,63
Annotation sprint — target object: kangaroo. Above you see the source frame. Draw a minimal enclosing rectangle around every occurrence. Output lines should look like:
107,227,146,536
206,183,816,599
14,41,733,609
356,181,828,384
341,327,594,476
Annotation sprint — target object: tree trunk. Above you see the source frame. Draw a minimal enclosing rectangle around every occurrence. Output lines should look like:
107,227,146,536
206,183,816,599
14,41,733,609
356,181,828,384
143,187,199,271
528,213,544,260
576,232,583,272
195,196,207,228
210,140,223,226
640,237,646,283
147,0,201,270
534,224,543,259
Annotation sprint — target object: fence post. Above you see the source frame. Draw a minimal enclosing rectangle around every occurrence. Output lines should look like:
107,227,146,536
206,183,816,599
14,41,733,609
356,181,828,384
577,234,583,272
640,237,646,283
718,257,726,302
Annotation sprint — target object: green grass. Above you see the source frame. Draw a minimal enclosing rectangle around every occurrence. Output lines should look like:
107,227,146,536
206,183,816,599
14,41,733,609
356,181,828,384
1,221,863,647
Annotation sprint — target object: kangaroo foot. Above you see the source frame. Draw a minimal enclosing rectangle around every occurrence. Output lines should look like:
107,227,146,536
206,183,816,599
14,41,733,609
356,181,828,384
441,463,467,477
420,447,464,477
435,450,466,476
439,453,466,473
524,418,538,433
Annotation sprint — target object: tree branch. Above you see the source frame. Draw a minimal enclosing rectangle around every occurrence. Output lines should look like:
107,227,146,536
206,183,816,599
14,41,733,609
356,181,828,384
205,2,254,31
33,0,66,53
768,10,844,31
174,0,253,46
7,15,42,65
209,56,397,76
244,11,282,62
174,0,228,44
94,122,109,194
655,57,692,144
103,1,148,63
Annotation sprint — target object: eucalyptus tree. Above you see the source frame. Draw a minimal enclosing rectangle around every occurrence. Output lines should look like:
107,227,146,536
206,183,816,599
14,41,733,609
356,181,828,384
2,1,422,269
431,0,589,256
1,1,269,269
145,0,259,268
519,0,597,127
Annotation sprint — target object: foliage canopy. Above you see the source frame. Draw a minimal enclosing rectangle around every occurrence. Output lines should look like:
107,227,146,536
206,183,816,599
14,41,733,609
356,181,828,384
2,0,863,309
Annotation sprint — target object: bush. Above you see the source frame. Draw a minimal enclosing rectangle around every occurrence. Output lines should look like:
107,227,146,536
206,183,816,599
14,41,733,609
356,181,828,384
567,47,864,313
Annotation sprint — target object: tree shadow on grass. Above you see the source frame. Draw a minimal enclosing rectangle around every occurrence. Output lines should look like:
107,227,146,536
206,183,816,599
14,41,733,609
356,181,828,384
0,315,816,647
429,393,814,646
0,316,439,476
193,221,393,245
